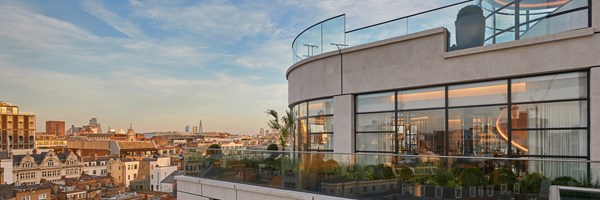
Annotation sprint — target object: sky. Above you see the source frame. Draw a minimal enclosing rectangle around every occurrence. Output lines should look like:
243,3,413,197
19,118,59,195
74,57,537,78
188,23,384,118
0,0,462,134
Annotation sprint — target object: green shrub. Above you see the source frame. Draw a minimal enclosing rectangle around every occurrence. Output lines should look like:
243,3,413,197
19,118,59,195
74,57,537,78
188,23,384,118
492,168,517,185
432,169,457,187
460,168,484,187
267,144,279,151
553,176,580,186
520,173,544,193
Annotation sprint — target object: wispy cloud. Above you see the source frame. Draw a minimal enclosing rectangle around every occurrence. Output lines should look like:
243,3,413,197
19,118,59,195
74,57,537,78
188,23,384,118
1,0,461,134
132,0,274,41
81,0,146,39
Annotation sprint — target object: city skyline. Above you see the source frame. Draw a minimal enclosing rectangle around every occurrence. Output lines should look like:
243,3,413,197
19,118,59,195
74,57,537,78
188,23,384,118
0,0,460,134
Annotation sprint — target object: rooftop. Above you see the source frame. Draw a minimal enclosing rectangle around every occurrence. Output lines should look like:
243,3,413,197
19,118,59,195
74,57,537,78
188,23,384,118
291,0,590,64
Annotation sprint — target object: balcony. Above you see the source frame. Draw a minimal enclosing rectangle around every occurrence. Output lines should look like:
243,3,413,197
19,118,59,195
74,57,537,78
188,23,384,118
292,0,591,64
181,148,600,199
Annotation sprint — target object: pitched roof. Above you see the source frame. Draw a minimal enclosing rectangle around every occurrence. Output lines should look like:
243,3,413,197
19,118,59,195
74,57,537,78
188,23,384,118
160,170,185,184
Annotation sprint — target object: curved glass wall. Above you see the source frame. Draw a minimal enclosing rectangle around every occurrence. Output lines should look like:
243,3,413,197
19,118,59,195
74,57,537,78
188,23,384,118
292,98,334,151
355,71,588,160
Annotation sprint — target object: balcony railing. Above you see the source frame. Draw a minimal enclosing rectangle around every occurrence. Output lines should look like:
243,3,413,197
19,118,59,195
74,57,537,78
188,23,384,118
291,0,591,64
184,148,600,199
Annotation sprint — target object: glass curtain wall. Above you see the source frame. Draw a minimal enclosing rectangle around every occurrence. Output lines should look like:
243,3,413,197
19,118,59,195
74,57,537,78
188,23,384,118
355,71,589,165
293,98,334,151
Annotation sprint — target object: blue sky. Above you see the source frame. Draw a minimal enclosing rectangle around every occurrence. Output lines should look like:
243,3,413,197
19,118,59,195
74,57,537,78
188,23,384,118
0,0,461,134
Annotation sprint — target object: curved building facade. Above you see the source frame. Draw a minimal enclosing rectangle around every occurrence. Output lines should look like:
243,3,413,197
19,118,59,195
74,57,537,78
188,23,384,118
288,0,600,179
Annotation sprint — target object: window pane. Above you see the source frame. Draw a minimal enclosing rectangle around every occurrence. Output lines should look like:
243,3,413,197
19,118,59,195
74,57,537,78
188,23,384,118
397,109,445,155
397,87,445,110
448,80,507,107
513,130,587,157
292,104,299,119
309,134,334,150
512,72,587,103
448,105,509,156
526,158,587,181
356,112,395,132
295,119,308,151
308,99,334,116
357,92,395,112
309,116,333,133
512,101,587,129
356,133,395,152
298,102,307,117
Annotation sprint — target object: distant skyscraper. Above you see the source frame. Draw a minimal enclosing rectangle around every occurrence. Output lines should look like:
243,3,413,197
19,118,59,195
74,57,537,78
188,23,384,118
0,102,35,150
46,121,65,137
89,118,98,126
198,120,203,134
192,126,199,134
185,125,191,133
259,128,264,136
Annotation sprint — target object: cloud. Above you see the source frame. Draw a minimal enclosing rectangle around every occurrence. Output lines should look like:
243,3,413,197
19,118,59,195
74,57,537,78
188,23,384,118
132,0,274,41
0,2,100,52
284,0,464,30
234,38,291,69
82,0,146,39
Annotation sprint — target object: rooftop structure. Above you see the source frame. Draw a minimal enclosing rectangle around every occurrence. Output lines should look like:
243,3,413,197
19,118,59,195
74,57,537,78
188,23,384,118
183,0,600,199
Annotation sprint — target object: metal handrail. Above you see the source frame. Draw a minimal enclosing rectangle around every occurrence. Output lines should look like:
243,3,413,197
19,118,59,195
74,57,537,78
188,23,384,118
345,0,472,33
186,148,600,163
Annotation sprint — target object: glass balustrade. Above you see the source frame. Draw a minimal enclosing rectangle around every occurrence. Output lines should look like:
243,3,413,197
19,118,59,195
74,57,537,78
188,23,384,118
183,148,600,199
291,0,591,64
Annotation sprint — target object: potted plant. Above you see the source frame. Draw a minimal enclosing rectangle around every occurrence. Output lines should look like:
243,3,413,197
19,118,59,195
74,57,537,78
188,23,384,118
459,168,485,197
452,5,485,50
491,168,517,195
520,173,544,195
428,169,461,199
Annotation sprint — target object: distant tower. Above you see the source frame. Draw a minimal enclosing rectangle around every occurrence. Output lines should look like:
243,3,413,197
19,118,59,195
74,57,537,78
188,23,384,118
192,126,198,134
198,120,203,134
127,123,136,141
185,125,190,133
89,118,98,126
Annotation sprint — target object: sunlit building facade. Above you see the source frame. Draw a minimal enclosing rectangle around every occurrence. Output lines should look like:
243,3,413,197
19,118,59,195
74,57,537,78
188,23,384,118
179,1,600,199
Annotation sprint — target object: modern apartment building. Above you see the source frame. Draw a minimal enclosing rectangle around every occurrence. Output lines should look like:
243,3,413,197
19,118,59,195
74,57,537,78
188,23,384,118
0,102,36,151
179,0,600,199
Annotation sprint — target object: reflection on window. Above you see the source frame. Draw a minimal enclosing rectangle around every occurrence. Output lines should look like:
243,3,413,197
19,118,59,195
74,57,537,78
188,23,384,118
511,72,587,103
309,134,334,151
308,99,334,116
293,98,334,151
356,113,394,132
397,87,445,110
512,101,587,129
397,109,445,155
448,80,507,107
309,116,333,133
356,92,394,112
513,130,586,157
448,106,508,156
356,133,394,152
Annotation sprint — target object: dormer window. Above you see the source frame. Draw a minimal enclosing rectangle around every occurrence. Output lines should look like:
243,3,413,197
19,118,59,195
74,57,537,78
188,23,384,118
23,162,33,168
48,160,54,167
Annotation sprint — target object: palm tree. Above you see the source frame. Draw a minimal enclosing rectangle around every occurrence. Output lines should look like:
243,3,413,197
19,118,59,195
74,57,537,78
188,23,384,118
266,109,294,151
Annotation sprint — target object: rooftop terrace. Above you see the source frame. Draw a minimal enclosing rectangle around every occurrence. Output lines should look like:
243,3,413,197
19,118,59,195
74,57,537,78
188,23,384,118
292,0,591,64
